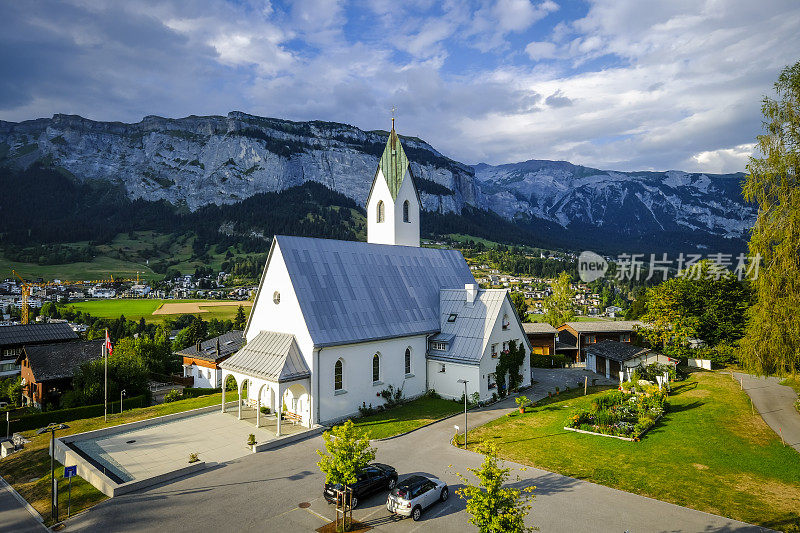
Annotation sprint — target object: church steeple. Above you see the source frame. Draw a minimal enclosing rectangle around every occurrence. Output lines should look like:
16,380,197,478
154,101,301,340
366,119,420,247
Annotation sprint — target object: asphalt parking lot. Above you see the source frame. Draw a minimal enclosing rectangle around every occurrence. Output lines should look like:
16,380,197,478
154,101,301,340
62,369,763,532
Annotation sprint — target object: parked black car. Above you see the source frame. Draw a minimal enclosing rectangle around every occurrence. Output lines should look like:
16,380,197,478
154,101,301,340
324,463,398,508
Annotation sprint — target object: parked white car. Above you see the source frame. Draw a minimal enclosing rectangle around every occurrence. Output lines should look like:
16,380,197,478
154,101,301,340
386,475,448,521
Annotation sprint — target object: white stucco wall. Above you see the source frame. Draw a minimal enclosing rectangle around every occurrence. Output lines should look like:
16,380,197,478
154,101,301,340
392,174,420,247
183,364,221,389
316,334,428,424
426,360,480,400
366,168,420,247
245,241,314,354
476,296,531,399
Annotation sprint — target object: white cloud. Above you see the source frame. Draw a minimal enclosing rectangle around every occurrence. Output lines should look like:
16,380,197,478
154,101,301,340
691,143,755,174
525,41,558,59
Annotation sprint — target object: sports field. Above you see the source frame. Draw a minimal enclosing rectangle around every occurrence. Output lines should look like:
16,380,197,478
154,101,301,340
65,299,252,324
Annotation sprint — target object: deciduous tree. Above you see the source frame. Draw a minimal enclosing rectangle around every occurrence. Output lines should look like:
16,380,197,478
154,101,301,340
456,440,536,533
741,60,800,374
543,272,574,328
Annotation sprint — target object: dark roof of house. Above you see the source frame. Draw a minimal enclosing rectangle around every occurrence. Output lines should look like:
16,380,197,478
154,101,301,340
522,323,558,335
20,339,104,381
0,322,78,348
257,235,475,348
559,320,645,334
585,340,651,362
174,330,244,362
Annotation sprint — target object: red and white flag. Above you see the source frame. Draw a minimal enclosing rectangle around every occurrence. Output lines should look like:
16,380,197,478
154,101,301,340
105,330,113,356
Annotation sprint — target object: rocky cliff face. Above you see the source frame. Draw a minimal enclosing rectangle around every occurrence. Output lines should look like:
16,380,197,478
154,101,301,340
473,160,754,243
0,112,755,249
0,111,479,213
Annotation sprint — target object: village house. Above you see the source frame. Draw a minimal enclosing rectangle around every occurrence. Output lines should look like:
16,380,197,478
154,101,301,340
218,124,531,431
585,340,676,381
176,330,245,388
17,339,103,408
522,323,558,359
0,322,78,378
556,320,644,363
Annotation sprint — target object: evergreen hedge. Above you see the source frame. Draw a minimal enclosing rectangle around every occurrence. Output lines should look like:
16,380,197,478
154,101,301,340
12,394,148,433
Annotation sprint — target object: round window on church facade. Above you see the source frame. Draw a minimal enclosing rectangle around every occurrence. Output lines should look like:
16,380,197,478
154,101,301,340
273,291,280,304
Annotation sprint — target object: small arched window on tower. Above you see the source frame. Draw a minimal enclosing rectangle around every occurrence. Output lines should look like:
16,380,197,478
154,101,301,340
403,200,410,223
372,353,381,383
404,347,412,375
377,200,385,223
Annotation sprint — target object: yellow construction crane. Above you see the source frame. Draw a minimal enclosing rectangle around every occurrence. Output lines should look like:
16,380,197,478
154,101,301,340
10,270,144,324
11,270,30,325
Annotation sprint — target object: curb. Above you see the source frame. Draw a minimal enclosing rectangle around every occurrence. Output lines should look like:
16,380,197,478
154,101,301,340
0,473,48,529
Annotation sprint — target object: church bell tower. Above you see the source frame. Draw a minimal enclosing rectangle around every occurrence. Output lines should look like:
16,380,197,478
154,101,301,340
366,119,421,247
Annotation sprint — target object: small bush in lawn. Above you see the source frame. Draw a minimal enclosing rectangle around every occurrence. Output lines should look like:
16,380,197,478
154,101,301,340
164,389,183,403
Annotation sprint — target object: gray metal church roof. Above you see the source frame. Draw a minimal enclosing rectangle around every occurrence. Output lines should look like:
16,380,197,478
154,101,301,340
426,289,508,366
220,331,310,383
275,235,475,347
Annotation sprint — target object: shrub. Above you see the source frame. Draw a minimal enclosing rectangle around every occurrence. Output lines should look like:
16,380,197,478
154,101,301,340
379,384,405,408
260,406,270,415
247,433,256,446
426,389,441,400
530,353,568,368
164,389,183,403
189,452,199,463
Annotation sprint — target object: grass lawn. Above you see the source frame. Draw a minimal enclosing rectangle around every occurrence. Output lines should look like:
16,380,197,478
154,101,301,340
780,375,800,395
0,255,159,283
63,299,251,324
0,392,235,525
465,371,800,532
347,396,464,440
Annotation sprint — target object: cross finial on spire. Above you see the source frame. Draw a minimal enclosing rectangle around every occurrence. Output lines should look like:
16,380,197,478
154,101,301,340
391,105,396,130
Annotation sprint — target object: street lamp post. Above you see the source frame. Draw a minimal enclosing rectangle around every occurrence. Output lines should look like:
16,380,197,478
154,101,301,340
457,379,469,448
36,422,69,523
120,389,126,414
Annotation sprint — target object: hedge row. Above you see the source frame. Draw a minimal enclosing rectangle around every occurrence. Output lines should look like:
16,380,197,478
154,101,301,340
531,353,569,368
181,387,221,398
12,394,148,433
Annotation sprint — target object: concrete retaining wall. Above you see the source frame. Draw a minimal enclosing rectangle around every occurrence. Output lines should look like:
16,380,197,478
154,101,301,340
53,402,237,497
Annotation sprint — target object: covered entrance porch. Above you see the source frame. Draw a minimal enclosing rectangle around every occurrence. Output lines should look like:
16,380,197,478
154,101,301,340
219,331,313,437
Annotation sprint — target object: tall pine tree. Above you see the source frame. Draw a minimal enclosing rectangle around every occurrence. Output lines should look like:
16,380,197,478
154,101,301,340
741,61,800,374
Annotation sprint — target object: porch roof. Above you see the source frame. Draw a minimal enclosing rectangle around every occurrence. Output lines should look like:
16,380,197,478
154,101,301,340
220,331,310,383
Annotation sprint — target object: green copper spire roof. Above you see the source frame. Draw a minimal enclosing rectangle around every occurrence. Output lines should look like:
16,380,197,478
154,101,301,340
378,126,410,200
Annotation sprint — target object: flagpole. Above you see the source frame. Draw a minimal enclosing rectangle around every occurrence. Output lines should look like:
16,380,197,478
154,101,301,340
104,329,108,422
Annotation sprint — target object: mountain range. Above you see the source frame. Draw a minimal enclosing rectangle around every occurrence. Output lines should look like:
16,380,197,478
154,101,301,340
0,112,755,254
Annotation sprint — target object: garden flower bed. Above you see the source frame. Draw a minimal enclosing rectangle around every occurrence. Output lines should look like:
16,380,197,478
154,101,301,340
565,387,667,441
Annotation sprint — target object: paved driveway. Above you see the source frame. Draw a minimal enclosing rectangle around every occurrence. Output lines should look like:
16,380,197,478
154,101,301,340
63,370,764,533
734,372,800,452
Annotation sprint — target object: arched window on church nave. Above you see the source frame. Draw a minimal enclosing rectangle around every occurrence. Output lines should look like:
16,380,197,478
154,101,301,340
372,353,381,383
404,347,412,375
334,359,343,391
403,200,410,223
377,200,385,223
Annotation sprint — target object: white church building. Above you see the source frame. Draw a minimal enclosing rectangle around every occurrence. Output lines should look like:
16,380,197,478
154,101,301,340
219,124,531,430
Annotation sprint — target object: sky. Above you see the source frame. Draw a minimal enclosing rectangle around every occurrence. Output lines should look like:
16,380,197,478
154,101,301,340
1,0,798,173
